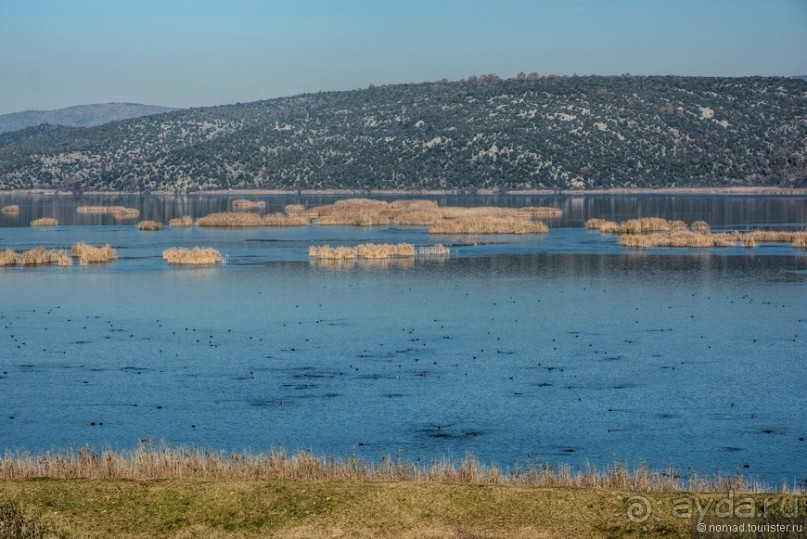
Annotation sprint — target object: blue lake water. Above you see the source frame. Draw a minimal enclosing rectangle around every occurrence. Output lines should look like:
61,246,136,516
0,195,805,487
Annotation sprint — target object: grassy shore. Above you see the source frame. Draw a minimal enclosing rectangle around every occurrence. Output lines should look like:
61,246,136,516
1,447,803,538
2,479,806,538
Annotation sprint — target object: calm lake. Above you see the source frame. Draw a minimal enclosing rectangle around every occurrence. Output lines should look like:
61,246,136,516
1,194,805,487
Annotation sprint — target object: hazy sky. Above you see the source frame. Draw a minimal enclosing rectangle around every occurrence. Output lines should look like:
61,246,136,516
1,0,806,114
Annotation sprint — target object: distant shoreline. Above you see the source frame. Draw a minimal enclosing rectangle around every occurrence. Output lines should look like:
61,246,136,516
2,186,806,196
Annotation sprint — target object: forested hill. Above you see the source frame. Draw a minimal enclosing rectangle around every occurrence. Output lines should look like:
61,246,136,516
0,103,177,134
0,76,805,192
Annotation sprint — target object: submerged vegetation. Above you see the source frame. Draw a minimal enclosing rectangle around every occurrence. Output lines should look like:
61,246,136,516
70,242,116,264
162,247,223,265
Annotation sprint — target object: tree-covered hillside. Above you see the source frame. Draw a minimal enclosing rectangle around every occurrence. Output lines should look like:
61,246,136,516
0,103,177,134
0,76,804,192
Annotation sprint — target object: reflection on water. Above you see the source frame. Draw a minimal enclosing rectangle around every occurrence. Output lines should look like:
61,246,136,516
1,193,806,229
310,257,416,269
0,196,806,488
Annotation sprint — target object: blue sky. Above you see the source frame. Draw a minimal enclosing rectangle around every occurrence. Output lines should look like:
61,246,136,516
1,0,805,114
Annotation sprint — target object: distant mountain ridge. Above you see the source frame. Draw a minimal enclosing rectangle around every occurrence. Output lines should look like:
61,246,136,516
0,103,178,133
0,76,804,192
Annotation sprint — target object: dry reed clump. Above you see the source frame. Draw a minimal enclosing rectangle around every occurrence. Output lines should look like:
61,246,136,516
196,212,264,227
2,205,20,214
515,206,564,219
356,243,415,258
621,217,685,234
741,230,800,243
162,247,223,265
20,247,72,266
588,217,696,235
793,232,807,248
71,243,116,264
0,248,19,266
232,199,266,210
309,243,415,260
309,245,357,260
0,444,769,493
742,235,757,248
388,199,439,210
262,213,310,227
691,220,710,233
284,203,306,215
430,216,548,234
77,206,140,219
418,244,450,256
30,218,58,227
386,200,443,225
168,215,194,227
313,200,392,227
390,209,444,225
302,199,560,231
584,218,622,233
316,212,391,226
137,220,163,231
585,218,609,230
620,232,737,249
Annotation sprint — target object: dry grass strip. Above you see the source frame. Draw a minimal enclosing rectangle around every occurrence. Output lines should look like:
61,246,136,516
0,444,774,494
